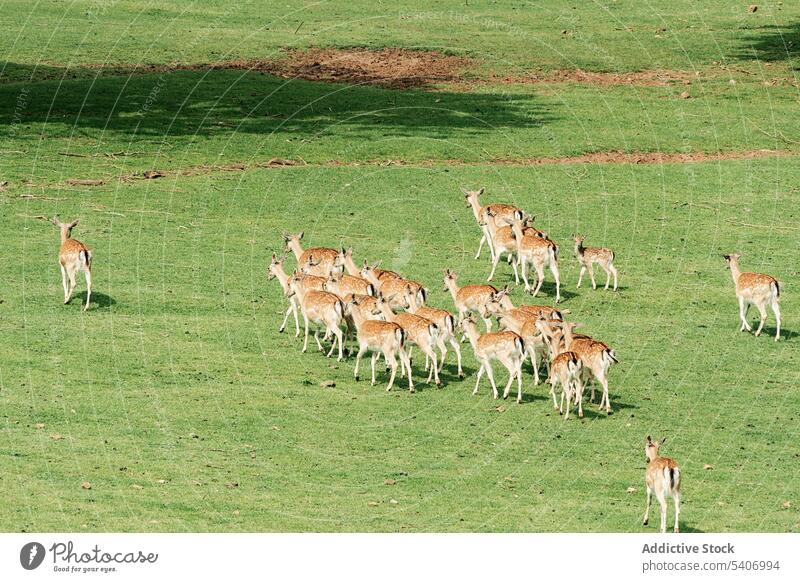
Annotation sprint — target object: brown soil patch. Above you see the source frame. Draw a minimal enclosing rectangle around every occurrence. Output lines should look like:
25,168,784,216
206,48,471,89
47,149,792,189
489,69,696,87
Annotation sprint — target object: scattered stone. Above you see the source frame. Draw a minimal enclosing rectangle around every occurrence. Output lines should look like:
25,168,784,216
320,380,336,388
679,91,691,99
703,464,714,470
748,5,758,13
384,479,397,486
626,487,637,494
81,481,92,490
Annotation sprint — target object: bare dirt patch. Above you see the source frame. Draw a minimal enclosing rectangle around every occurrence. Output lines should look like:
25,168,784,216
489,69,696,87
207,48,471,89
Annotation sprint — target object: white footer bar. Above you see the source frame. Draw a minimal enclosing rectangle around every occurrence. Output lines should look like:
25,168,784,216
1,534,797,581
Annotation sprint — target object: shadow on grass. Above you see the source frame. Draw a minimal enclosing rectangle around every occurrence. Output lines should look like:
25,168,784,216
763,326,799,341
0,64,555,140
80,291,116,309
731,21,800,64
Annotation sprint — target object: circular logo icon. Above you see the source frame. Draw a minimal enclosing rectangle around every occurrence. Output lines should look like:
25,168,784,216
20,542,46,570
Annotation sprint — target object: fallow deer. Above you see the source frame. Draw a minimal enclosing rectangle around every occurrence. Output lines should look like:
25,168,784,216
572,234,618,291
361,261,425,311
459,314,526,403
283,232,342,277
267,253,302,336
724,253,781,341
546,327,584,419
461,187,522,261
286,273,345,361
403,285,464,379
347,297,414,392
508,217,561,303
643,436,681,534
375,294,441,386
443,268,497,331
48,216,93,311
561,322,617,414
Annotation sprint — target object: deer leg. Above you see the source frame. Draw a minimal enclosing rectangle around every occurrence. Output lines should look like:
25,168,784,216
279,304,292,333
532,263,545,297
550,261,561,303
588,264,597,290
511,255,520,284
60,265,69,303
738,297,752,331
515,362,523,403
473,364,485,396
521,258,531,292
333,325,344,361
83,268,92,311
302,313,311,353
436,337,447,374
370,352,378,385
530,345,540,385
673,490,681,533
754,303,768,337
610,263,619,291
576,265,585,289
399,349,415,392
772,300,781,341
354,345,366,381
603,265,611,290
385,353,398,392
599,375,611,413
484,363,499,399
642,487,652,526
450,337,464,378
551,378,560,411
66,266,77,304
501,362,515,400
657,491,667,534
482,316,492,333
487,252,501,281
575,377,584,418
475,234,486,260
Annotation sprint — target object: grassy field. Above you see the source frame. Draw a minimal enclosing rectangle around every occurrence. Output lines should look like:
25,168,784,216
1,1,799,532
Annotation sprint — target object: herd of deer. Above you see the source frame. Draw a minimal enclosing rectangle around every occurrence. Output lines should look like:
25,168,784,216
43,186,782,532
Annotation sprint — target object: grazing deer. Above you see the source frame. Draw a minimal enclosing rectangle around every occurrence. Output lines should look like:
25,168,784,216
508,218,561,303
643,436,681,534
443,268,497,331
267,254,302,336
459,314,525,403
362,261,425,310
724,253,781,341
561,322,617,414
403,285,464,379
546,327,584,419
48,216,92,311
375,294,441,386
286,274,345,360
283,232,342,277
346,297,413,392
572,234,618,291
461,187,522,261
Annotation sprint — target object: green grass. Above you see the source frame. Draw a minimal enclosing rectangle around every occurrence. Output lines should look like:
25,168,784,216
2,161,799,532
1,1,800,532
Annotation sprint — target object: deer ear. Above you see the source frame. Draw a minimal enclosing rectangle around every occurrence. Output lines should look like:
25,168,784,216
298,231,304,240
373,260,382,269
646,435,653,444
69,219,80,228
660,437,667,445
478,187,485,195
363,259,369,268
460,187,470,195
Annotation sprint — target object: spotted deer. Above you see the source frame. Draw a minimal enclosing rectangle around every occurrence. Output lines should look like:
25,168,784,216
402,285,464,379
323,270,375,298
283,232,342,277
724,253,781,341
508,217,561,303
346,297,413,392
443,269,497,331
479,209,520,284
286,273,345,361
360,261,423,310
546,327,584,419
561,322,617,414
337,247,362,277
374,294,441,386
267,254,303,336
48,216,93,311
643,436,681,534
572,234,618,291
459,314,525,403
461,187,522,261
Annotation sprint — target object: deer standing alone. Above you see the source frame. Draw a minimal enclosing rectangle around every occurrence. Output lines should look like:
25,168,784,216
48,216,92,311
642,436,681,534
724,253,781,341
572,234,618,291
